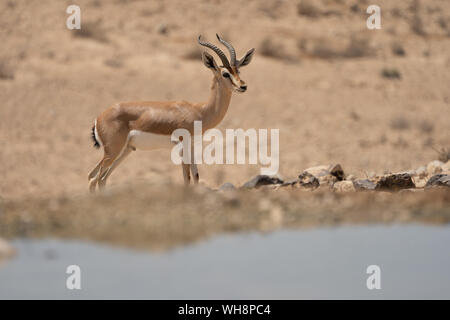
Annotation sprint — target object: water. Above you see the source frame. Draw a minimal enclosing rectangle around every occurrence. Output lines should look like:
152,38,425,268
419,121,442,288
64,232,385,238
0,224,449,299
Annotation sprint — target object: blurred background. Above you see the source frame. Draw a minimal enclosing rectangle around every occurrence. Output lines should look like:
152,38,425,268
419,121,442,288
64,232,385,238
0,0,449,199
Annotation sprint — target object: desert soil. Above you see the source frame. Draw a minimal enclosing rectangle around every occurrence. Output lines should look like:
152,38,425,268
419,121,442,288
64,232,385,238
1,0,449,201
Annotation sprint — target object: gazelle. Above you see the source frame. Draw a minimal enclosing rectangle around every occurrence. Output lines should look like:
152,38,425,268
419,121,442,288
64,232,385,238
88,34,255,192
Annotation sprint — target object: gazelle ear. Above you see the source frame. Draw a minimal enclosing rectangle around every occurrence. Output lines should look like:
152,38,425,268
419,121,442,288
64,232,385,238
202,51,218,70
237,48,255,68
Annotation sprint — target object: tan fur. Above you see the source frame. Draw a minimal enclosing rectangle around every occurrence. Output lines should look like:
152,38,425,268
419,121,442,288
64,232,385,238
88,77,232,192
88,46,254,192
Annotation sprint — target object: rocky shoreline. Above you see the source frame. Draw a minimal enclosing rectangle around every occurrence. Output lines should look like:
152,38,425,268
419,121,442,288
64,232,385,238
223,159,450,193
0,160,449,252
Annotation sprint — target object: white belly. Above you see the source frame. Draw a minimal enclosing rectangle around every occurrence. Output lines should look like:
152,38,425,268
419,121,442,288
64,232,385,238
128,130,172,150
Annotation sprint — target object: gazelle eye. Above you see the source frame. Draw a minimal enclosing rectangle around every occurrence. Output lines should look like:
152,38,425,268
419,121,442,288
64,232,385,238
222,72,230,78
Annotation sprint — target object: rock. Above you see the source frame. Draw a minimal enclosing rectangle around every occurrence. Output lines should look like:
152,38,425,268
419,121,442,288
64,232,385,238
218,182,236,192
0,238,15,262
329,164,345,181
318,175,338,186
436,175,450,187
415,166,427,178
353,179,376,191
345,174,356,181
303,165,329,178
403,169,417,177
156,23,168,35
413,177,427,188
425,174,450,188
442,160,450,172
281,179,299,187
242,175,284,189
427,160,444,175
332,180,356,192
375,173,415,191
298,172,319,189
302,163,345,186
304,164,345,180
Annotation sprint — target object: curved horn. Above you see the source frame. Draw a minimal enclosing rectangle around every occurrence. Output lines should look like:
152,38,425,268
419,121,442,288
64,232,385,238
198,35,231,70
216,33,236,66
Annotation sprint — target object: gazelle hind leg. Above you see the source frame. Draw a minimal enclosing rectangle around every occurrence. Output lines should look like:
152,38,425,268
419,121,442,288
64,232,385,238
88,161,103,192
89,157,114,193
89,174,100,193
88,121,130,192
98,146,134,189
88,146,127,193
88,160,102,181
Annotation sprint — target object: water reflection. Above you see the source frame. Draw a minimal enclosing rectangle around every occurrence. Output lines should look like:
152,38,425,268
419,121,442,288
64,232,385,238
0,224,449,299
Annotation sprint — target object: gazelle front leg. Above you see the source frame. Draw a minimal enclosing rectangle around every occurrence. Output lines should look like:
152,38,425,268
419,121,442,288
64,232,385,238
190,146,199,184
190,164,199,184
179,142,191,185
182,163,191,185
98,145,134,190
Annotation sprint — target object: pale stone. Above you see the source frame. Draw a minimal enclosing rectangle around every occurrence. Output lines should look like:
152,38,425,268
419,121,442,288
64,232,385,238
304,164,344,180
333,180,356,192
218,182,236,192
427,160,444,175
303,165,329,178
353,179,376,191
413,177,427,188
442,160,450,172
415,166,427,178
302,164,345,186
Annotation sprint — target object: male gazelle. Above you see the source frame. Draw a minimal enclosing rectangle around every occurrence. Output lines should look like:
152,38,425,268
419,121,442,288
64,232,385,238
88,34,255,192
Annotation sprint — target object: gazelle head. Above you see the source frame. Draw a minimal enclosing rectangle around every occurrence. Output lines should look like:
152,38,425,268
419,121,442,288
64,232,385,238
198,34,255,93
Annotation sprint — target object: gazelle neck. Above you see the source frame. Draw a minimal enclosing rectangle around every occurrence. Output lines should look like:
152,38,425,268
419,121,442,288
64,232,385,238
201,77,232,130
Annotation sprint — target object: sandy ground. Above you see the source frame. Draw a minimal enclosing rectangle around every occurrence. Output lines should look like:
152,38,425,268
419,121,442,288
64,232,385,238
1,0,449,201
